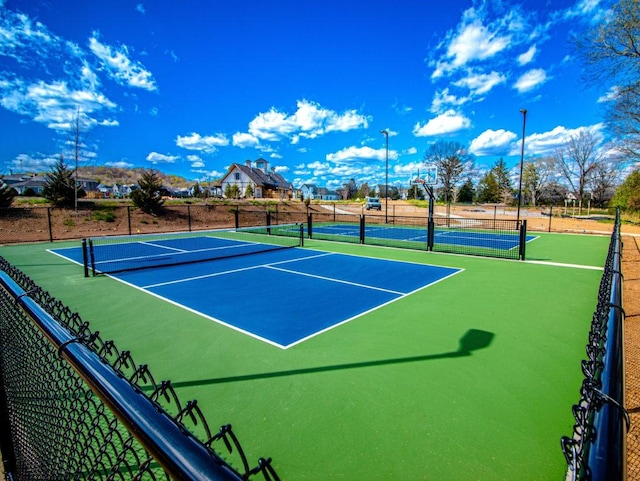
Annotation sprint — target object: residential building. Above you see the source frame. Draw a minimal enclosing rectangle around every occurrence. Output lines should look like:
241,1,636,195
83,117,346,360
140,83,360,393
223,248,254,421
219,158,292,199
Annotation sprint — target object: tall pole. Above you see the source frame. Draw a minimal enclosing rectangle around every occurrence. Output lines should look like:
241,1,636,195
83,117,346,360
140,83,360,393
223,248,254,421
380,130,389,223
517,109,527,224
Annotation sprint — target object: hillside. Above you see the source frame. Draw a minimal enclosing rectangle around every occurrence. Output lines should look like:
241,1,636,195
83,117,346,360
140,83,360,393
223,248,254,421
76,166,209,188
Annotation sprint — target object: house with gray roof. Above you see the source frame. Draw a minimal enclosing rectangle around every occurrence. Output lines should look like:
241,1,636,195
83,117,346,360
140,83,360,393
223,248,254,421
220,158,292,199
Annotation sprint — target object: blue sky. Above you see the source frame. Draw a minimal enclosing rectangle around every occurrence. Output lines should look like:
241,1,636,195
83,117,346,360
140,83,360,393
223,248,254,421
0,0,615,191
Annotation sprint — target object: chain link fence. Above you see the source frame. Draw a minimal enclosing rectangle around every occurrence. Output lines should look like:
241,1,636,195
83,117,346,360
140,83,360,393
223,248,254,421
0,256,280,480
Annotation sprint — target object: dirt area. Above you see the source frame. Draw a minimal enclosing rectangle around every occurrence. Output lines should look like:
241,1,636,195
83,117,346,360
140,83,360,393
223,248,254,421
625,235,640,480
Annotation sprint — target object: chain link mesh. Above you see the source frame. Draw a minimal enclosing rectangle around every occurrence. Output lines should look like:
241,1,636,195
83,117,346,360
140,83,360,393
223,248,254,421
0,256,280,480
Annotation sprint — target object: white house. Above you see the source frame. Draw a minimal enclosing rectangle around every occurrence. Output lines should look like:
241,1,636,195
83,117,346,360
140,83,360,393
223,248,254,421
219,158,292,199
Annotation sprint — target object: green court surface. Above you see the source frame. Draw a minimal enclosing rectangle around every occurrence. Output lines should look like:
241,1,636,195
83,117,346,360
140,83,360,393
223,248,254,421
0,231,610,481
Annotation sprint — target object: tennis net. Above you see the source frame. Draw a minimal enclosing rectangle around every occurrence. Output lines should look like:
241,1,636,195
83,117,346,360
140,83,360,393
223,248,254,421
84,223,304,275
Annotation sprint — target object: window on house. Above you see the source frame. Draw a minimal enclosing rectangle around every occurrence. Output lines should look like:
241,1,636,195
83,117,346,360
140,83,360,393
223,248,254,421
234,173,240,180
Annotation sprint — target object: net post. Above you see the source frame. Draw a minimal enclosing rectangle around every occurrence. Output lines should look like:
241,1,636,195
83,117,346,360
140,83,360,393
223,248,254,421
89,239,96,276
307,213,313,239
82,238,89,278
519,220,527,260
360,215,366,244
299,223,304,247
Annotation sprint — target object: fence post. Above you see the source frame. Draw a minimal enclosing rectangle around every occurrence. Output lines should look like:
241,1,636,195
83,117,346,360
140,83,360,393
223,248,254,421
307,213,313,239
187,205,191,232
548,206,553,233
47,207,53,242
360,215,365,244
234,206,239,229
127,206,132,235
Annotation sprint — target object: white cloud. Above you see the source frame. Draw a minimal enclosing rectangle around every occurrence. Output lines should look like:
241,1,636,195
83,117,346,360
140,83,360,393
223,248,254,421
563,0,603,20
326,146,389,163
413,110,472,137
8,153,58,172
0,78,117,130
136,4,146,14
431,7,512,78
89,33,157,91
176,132,228,153
245,99,369,143
146,152,179,164
232,132,260,148
105,160,135,168
517,45,537,66
186,154,204,168
453,70,506,96
469,129,518,156
597,86,619,103
520,123,605,156
430,88,470,113
513,68,548,93
274,165,289,173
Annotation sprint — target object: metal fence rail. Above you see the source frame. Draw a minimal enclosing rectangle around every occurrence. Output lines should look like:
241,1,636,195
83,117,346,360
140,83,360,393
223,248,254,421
561,208,627,481
0,256,280,480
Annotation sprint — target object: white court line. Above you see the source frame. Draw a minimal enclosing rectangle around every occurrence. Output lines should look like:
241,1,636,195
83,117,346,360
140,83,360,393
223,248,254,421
265,265,406,295
523,260,603,270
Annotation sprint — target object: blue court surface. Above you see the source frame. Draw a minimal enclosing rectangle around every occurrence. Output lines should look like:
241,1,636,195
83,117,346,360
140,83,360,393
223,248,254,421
51,244,462,349
310,223,537,250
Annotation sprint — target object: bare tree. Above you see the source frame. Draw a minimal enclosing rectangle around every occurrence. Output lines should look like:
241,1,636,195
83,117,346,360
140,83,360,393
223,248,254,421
521,157,555,206
576,0,640,159
553,130,605,214
423,140,470,205
589,160,620,207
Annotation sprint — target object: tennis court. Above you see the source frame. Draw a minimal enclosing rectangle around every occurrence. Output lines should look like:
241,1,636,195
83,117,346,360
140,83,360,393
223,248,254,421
0,227,610,480
50,233,461,348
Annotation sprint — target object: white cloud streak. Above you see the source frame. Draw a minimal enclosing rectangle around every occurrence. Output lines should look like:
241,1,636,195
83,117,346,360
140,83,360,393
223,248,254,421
89,34,157,91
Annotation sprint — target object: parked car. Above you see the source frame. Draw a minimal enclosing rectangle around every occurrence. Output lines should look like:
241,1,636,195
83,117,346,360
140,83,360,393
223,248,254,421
365,196,382,210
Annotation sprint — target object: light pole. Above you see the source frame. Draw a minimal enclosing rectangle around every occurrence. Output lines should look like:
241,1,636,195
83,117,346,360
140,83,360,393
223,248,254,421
516,109,527,224
380,130,389,223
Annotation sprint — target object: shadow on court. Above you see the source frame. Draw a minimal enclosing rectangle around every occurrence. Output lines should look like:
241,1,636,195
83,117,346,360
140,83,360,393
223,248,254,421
164,329,495,390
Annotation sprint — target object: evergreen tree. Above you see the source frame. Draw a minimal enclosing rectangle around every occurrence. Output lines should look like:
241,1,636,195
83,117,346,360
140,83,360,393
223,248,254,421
492,158,513,203
457,177,475,203
42,156,76,208
192,182,201,198
245,183,254,198
476,171,500,203
130,169,165,215
0,177,16,208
